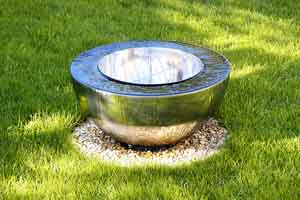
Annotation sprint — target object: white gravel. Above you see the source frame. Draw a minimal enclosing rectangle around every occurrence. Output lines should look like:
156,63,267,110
73,118,228,166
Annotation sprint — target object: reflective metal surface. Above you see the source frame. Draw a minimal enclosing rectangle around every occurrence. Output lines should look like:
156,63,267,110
98,47,204,85
71,41,230,146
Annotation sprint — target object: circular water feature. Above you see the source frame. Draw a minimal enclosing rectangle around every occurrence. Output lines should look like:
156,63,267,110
70,41,230,146
98,47,204,85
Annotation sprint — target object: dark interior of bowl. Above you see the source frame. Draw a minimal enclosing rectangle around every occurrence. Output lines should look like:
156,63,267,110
97,47,204,85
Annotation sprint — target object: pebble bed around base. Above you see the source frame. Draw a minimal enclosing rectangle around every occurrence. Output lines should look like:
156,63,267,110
73,118,228,166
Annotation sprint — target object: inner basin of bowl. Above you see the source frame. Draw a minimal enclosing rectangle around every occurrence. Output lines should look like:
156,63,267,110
97,47,204,85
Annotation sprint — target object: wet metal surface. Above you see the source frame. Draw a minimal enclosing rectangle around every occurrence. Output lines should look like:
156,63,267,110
71,41,230,145
98,47,204,85
71,41,230,96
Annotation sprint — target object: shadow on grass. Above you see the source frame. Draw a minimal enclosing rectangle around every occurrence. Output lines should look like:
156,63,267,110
1,0,300,198
229,0,300,23
2,46,299,200
0,113,76,179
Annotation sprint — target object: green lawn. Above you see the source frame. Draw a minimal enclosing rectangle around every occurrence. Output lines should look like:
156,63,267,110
1,0,300,199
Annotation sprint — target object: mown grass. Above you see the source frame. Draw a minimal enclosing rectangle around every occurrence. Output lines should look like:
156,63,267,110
1,0,300,199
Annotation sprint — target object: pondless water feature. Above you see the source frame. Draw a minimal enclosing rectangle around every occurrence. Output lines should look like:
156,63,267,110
71,41,230,146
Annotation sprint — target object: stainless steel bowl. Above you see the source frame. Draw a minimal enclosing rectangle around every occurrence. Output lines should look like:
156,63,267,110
70,41,230,146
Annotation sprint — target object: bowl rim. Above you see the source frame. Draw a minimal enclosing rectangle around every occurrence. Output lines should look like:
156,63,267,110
70,40,230,97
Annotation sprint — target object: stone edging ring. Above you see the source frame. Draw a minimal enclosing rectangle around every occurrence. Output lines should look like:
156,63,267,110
71,41,230,146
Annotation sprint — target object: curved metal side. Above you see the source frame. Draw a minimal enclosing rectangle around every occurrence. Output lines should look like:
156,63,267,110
72,76,229,145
